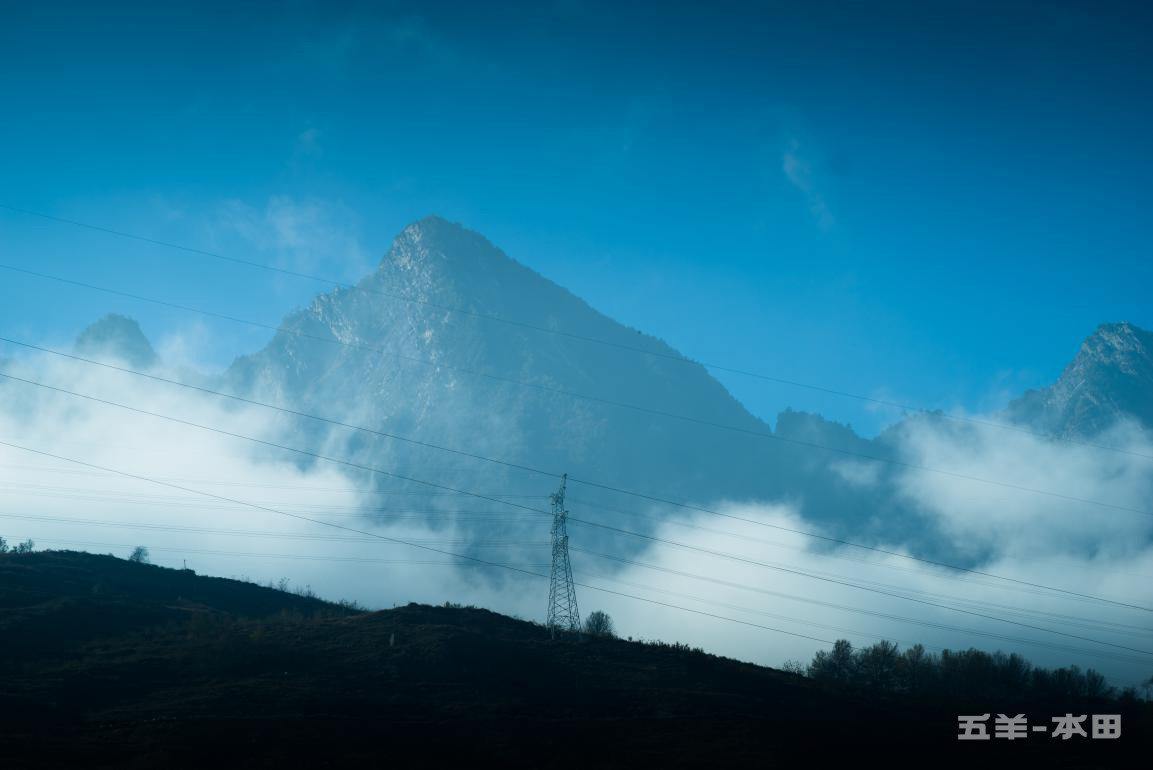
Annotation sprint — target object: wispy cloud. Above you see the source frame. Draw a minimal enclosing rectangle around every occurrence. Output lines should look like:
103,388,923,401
213,195,372,281
782,138,834,230
0,340,515,609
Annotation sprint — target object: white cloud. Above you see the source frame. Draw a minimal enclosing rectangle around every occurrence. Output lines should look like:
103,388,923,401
578,495,1153,688
892,417,1153,560
0,342,536,612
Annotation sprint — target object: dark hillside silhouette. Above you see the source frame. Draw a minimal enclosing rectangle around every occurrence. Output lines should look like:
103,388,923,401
0,550,350,665
0,550,1147,768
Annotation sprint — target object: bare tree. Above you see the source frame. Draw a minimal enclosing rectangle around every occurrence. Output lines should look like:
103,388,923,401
128,546,150,564
583,610,615,638
780,659,807,676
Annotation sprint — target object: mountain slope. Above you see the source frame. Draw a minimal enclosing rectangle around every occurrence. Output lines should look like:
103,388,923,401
222,217,852,534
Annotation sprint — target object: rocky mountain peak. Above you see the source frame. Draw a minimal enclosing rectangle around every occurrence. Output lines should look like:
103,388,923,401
1077,321,1152,375
383,216,508,276
1006,321,1153,438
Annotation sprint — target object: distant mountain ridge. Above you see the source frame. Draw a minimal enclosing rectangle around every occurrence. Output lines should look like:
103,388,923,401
74,313,157,369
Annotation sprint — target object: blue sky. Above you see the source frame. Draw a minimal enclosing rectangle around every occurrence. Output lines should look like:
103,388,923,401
1,0,1151,436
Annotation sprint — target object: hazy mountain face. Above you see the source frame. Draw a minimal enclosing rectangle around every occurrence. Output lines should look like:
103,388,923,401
1007,322,1153,439
74,314,158,370
218,217,902,550
70,219,1153,563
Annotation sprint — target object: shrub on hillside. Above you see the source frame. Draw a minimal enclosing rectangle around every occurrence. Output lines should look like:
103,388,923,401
583,610,616,638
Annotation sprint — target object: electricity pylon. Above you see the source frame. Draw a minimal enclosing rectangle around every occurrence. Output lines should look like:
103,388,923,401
546,473,580,634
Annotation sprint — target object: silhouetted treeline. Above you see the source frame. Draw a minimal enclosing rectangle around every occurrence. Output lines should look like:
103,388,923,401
804,639,1144,703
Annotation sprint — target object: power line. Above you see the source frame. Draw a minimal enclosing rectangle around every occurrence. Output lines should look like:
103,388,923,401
0,343,1148,612
5,456,1147,594
2,374,1151,657
567,498,1153,606
571,547,1153,640
1,203,1144,461
3,221,1145,654
576,567,950,652
8,505,1142,640
561,517,1153,655
4,432,1147,662
5,367,1143,626
0,511,544,545
573,566,1152,665
0,334,555,479
0,280,1146,520
6,474,1144,619
0,371,555,515
2,372,1147,621
0,437,839,647
5,504,1142,634
562,482,1153,607
0,461,548,498
11,533,907,650
27,534,1145,664
10,529,1145,664
24,538,550,568
0,481,550,518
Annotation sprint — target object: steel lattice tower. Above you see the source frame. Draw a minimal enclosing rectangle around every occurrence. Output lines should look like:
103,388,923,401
546,474,580,633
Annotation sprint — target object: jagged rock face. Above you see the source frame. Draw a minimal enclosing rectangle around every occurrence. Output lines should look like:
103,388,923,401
74,314,158,369
1007,322,1153,438
221,217,908,552
224,217,797,511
